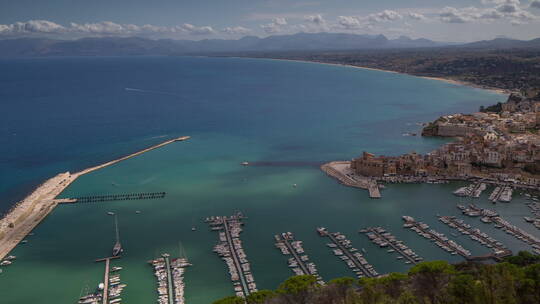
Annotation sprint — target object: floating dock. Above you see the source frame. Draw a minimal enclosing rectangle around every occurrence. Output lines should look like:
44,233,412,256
317,227,378,278
360,227,422,264
438,216,511,261
274,232,324,284
207,212,257,298
402,216,471,258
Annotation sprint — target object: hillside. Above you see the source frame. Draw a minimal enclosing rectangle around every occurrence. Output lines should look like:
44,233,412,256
213,251,540,304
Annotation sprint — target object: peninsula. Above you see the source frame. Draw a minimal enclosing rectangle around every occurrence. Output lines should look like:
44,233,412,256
323,91,540,196
0,136,190,260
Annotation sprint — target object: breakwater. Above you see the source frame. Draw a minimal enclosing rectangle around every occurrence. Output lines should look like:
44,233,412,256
0,136,190,260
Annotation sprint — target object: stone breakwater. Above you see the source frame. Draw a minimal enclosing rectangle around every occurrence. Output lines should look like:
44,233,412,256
0,136,190,260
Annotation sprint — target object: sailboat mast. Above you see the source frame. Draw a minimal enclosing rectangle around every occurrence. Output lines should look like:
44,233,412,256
115,214,120,243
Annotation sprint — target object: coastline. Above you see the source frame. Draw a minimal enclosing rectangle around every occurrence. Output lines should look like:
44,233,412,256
0,136,190,260
256,57,510,96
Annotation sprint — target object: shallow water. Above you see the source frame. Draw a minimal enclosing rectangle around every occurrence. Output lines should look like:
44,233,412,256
2,56,532,304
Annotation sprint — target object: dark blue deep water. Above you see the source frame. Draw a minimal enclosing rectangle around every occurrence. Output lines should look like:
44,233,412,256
0,56,502,214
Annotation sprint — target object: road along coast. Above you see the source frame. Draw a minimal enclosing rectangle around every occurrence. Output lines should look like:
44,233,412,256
0,136,190,260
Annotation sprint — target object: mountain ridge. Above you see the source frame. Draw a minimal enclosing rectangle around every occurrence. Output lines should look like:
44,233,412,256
0,32,539,57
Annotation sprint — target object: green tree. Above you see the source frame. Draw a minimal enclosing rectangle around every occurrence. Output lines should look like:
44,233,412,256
246,290,275,303
277,275,320,304
408,261,455,304
212,295,245,304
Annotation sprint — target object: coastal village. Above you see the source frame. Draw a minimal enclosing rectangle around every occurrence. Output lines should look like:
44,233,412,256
323,90,540,194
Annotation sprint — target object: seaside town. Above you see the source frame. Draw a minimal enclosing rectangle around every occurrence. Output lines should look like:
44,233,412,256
323,90,540,195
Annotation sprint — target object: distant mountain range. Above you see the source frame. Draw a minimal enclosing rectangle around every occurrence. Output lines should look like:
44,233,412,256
0,32,539,57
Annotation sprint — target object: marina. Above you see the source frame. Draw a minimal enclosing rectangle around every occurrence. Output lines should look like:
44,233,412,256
402,216,471,258
438,216,511,260
274,232,324,284
317,227,378,278
207,212,257,298
360,227,422,264
149,253,191,304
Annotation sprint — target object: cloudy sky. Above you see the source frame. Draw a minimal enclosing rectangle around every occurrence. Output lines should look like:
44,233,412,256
1,0,540,42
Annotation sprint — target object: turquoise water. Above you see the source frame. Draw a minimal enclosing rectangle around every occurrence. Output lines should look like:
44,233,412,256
2,57,534,304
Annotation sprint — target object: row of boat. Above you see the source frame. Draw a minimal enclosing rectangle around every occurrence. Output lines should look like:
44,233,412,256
453,183,486,198
360,227,422,264
209,213,257,298
402,216,471,257
439,215,511,258
524,202,540,229
274,232,324,284
77,265,125,304
488,186,513,203
317,227,379,278
149,254,191,304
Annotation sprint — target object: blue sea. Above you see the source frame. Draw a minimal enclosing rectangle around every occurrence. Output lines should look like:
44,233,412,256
2,56,534,304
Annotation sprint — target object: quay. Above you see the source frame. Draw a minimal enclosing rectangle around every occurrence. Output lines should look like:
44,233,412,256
321,161,382,199
274,232,324,284
102,258,111,304
360,227,422,264
0,136,190,261
317,227,378,278
438,216,511,260
207,212,257,298
402,216,471,258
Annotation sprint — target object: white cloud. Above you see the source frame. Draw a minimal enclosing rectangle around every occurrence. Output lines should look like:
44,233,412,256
407,12,427,21
438,3,538,24
180,23,215,35
368,10,402,22
260,17,288,33
221,26,251,35
0,20,219,37
0,20,67,34
337,16,363,29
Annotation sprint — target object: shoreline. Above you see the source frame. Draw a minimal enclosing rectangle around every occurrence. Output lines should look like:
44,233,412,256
257,57,510,96
0,136,190,260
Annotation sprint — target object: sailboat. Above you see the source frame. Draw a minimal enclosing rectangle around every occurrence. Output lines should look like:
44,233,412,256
112,214,123,257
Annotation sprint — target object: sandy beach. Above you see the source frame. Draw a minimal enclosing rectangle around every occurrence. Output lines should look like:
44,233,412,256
262,57,510,96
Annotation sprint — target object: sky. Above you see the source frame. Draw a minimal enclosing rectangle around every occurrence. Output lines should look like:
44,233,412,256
1,0,540,42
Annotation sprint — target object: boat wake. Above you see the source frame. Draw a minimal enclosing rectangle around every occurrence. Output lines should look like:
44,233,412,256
124,87,180,97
